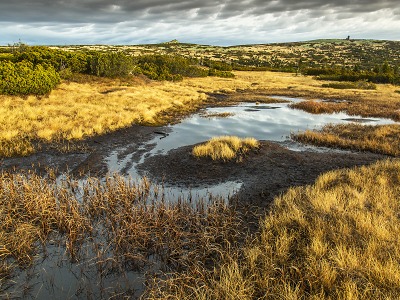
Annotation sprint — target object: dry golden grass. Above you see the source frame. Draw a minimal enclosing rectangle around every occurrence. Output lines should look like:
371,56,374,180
290,99,400,121
150,159,400,299
293,123,400,156
192,136,259,161
2,70,399,157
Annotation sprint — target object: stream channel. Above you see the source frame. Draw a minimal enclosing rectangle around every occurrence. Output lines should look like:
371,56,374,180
106,96,395,200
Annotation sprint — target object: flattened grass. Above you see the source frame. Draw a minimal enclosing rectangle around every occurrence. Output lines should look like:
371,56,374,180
192,136,259,161
149,159,400,299
293,123,400,156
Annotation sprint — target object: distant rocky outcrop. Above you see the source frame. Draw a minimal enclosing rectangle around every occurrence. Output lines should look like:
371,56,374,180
165,39,180,44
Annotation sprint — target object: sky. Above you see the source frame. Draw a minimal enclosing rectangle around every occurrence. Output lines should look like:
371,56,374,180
0,0,399,46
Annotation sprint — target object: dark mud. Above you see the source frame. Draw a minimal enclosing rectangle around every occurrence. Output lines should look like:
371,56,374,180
137,141,385,208
0,125,162,176
0,124,386,210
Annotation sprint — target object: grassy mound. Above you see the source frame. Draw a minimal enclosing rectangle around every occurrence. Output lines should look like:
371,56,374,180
192,136,259,161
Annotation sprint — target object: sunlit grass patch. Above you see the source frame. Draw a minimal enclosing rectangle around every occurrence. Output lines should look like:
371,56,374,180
151,159,400,299
192,136,259,161
293,123,400,156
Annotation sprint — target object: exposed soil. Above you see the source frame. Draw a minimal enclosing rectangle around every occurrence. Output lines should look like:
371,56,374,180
137,141,385,208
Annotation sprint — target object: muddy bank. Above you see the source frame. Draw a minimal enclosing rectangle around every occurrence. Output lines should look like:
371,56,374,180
0,125,163,176
138,141,385,207
1,124,387,210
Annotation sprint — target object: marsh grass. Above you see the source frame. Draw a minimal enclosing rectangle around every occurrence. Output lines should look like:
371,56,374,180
0,138,36,157
192,136,259,161
148,159,400,299
290,99,400,121
293,123,400,156
0,172,245,298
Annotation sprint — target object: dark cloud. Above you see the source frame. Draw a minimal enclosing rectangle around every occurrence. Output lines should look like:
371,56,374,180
0,0,399,45
1,0,398,23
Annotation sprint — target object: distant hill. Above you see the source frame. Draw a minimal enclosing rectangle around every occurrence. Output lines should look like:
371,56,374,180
45,39,400,72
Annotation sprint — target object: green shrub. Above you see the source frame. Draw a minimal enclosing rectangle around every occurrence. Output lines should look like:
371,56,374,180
321,80,376,90
208,68,235,78
88,52,133,77
202,59,233,71
15,46,88,73
0,60,60,95
132,55,208,81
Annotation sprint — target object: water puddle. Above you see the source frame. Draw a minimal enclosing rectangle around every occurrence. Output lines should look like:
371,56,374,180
104,97,396,199
135,101,395,157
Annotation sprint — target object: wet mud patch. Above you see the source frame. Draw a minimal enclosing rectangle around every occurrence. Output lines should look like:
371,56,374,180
138,141,385,207
0,125,162,177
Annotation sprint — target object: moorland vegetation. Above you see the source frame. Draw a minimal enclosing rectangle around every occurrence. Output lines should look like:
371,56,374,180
1,39,400,299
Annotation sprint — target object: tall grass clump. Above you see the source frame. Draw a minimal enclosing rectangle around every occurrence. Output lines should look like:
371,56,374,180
148,159,400,299
0,138,35,157
0,172,245,298
192,136,259,161
293,123,400,156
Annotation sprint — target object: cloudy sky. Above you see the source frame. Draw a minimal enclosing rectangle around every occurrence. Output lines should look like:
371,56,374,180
1,0,399,46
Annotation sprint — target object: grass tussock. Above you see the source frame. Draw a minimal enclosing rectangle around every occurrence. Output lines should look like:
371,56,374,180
293,123,400,156
149,159,400,299
192,136,259,161
0,138,36,157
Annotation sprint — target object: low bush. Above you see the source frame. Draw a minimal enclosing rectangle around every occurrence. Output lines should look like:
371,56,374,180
88,51,133,78
133,55,208,81
321,80,376,90
0,60,60,95
208,68,235,78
